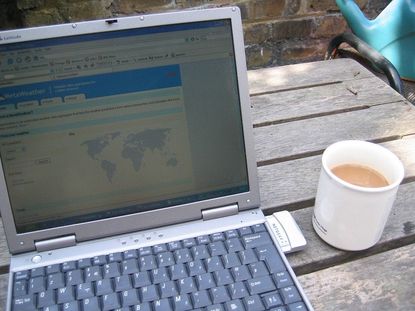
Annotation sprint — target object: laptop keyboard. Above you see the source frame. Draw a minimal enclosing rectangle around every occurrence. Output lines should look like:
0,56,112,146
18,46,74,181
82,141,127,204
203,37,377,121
11,224,308,311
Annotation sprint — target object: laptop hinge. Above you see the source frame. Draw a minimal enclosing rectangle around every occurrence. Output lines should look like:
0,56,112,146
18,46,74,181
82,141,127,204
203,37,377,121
202,204,239,221
35,235,76,252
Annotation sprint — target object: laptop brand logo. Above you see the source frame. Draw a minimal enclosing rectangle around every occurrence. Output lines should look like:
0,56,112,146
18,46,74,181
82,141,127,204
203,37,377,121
0,34,22,41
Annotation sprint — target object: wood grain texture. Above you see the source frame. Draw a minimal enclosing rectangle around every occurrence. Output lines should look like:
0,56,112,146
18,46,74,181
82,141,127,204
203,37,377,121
248,59,374,95
258,136,415,211
254,102,415,164
0,273,7,311
286,181,415,275
250,76,403,126
298,244,415,311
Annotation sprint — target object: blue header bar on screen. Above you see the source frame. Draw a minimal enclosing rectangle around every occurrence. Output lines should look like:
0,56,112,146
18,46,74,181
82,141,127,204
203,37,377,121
0,65,181,106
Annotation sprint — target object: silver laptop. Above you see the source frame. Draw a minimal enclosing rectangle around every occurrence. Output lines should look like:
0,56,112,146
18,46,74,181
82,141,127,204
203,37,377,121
0,7,313,311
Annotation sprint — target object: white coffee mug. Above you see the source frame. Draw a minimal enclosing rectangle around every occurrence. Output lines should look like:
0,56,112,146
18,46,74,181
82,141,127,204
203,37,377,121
313,140,405,251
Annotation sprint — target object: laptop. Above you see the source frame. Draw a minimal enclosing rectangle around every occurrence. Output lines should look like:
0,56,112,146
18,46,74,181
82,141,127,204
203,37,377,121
0,7,313,311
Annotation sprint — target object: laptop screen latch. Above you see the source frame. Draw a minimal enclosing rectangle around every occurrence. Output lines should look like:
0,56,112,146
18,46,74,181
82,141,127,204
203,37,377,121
35,235,76,252
202,204,238,221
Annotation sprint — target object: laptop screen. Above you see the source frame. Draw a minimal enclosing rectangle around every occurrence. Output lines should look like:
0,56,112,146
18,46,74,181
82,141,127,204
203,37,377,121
0,19,249,233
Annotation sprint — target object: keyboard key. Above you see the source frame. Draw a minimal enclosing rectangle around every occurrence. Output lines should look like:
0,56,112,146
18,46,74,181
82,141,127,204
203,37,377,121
47,273,65,289
239,248,258,265
121,289,139,307
13,295,35,311
273,271,294,288
139,284,159,302
57,286,76,304
178,277,197,294
92,255,107,265
104,262,121,278
66,270,83,286
182,238,197,248
96,279,114,296
157,252,175,267
288,302,308,311
222,253,241,269
159,280,178,298
85,266,102,282
225,238,244,253
77,258,91,269
172,294,192,311
224,299,245,311
153,244,168,254
191,245,210,260
102,292,121,310
242,233,272,249
170,263,188,280
230,265,251,282
246,275,276,295
244,294,265,311
206,304,225,311
82,297,100,311
61,261,77,272
62,301,80,311
167,241,182,251
205,256,224,272
76,282,94,300
210,285,230,304
252,224,267,233
256,245,285,274
37,290,55,308
196,235,210,244
31,267,45,278
132,302,151,311
132,271,151,288
174,248,192,264
121,259,139,275
139,255,157,271
187,259,206,276
191,290,211,308
249,261,269,278
153,298,173,311
238,226,253,236
123,249,138,259
138,247,152,256
225,229,239,239
13,280,27,297
213,269,234,286
14,271,29,281
108,252,123,263
43,305,60,311
46,264,60,275
29,276,46,293
228,282,249,299
280,286,302,304
208,241,227,256
196,272,216,290
151,267,170,283
210,232,225,242
262,291,283,309
115,275,132,291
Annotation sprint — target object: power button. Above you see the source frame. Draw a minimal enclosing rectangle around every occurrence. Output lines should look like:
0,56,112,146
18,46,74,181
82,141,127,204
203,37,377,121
31,255,42,263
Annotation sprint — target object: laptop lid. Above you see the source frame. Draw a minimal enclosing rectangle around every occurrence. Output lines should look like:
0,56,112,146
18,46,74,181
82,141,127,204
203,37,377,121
0,7,260,255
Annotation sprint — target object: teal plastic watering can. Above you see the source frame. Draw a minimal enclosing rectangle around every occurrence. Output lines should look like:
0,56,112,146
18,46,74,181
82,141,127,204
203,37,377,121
336,0,415,80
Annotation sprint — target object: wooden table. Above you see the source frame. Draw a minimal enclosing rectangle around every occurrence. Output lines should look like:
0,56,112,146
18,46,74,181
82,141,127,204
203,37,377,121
0,58,414,310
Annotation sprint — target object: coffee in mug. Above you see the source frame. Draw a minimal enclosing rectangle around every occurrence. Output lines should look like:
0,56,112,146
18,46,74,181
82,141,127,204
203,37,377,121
331,163,389,188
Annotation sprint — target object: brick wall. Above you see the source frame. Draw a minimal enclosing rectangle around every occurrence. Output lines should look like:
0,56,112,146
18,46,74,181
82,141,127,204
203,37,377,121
0,0,390,69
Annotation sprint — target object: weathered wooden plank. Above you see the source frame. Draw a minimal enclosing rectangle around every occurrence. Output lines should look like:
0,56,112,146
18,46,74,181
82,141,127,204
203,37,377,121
254,102,415,164
298,244,415,311
286,180,415,275
258,136,415,211
251,76,403,126
0,273,8,310
248,59,374,95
